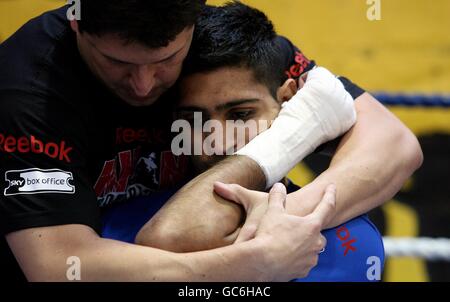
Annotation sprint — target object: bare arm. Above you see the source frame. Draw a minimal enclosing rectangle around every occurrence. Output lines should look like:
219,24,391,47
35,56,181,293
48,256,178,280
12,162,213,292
7,182,335,282
286,93,423,227
217,93,423,239
136,93,422,251
6,224,260,282
222,93,423,235
136,156,263,251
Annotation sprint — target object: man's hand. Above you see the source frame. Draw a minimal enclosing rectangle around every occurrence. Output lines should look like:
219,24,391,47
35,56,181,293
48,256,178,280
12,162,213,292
214,181,268,243
248,183,336,280
214,182,338,241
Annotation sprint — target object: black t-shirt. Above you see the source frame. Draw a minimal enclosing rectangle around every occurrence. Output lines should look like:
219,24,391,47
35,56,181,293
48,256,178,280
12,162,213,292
0,7,189,281
0,8,365,281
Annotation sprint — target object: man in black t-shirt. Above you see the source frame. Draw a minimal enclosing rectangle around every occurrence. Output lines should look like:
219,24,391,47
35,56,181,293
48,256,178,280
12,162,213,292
0,1,422,281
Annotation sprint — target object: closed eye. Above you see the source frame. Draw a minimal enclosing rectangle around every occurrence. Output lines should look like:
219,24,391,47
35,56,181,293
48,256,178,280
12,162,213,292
227,109,255,121
106,56,132,66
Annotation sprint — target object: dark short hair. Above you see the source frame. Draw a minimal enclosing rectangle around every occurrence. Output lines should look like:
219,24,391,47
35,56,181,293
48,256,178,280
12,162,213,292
78,0,206,48
183,1,285,97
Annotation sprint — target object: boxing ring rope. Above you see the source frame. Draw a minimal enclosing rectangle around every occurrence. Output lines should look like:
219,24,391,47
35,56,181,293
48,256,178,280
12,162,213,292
375,93,450,107
383,237,450,261
373,93,450,262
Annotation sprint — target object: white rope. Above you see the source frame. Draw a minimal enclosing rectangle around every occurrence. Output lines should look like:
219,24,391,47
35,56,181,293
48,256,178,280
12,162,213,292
383,237,450,261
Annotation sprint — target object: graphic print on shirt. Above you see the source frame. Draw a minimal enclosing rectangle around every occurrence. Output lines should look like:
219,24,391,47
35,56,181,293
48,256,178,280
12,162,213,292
94,128,189,207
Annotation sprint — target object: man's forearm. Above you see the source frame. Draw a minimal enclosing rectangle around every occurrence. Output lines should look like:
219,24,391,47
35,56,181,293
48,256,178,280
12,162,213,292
286,149,409,228
7,225,268,282
135,156,265,251
78,237,268,281
286,93,423,228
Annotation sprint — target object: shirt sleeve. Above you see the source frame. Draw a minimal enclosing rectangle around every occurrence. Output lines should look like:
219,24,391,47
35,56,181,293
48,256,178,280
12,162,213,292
0,90,101,235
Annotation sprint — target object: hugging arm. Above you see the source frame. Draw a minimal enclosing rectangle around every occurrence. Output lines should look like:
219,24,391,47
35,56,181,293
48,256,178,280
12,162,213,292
136,93,422,252
284,93,423,227
135,67,356,251
7,183,333,282
135,156,263,251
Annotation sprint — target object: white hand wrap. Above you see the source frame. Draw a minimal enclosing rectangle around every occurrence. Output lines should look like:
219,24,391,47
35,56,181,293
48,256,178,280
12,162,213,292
236,67,357,188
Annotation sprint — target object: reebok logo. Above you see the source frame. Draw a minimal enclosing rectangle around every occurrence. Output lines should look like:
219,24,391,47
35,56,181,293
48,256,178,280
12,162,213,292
0,134,73,163
336,225,358,256
285,51,311,80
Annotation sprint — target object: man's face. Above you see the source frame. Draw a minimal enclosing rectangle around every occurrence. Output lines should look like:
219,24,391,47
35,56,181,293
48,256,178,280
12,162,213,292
177,67,297,172
72,22,194,107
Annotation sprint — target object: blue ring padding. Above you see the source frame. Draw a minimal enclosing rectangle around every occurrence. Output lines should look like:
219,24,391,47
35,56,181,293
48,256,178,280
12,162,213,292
374,93,450,107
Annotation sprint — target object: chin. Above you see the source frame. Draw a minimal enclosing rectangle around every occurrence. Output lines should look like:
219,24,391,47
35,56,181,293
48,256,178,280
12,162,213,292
122,93,161,107
127,97,159,107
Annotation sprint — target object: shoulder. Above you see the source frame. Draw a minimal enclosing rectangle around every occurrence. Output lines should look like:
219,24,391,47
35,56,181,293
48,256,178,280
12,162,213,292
0,6,84,103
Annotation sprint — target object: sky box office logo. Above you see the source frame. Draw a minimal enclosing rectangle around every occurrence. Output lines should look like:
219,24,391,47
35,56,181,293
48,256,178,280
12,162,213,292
4,168,75,196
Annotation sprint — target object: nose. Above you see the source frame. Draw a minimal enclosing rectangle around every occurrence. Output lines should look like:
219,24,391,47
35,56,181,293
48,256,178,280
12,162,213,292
129,65,156,97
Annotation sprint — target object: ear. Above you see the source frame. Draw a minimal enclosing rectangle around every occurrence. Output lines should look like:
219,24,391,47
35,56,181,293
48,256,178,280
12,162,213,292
70,20,79,33
276,79,298,104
